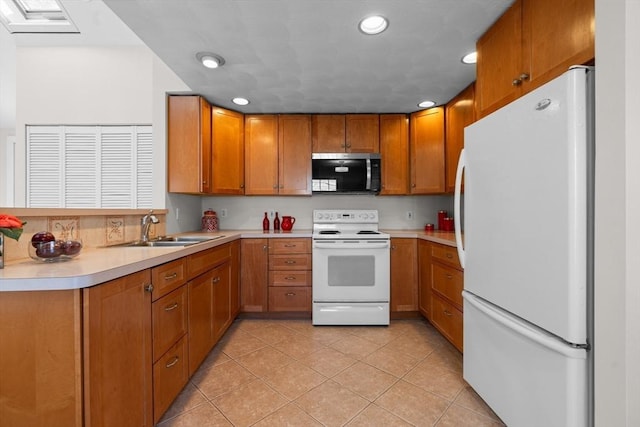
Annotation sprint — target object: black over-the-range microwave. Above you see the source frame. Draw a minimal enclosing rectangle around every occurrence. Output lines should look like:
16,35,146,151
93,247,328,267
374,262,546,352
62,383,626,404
311,153,381,194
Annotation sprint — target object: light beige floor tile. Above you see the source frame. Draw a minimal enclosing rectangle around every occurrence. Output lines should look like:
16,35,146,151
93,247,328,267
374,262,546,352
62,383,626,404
346,403,413,427
212,379,288,427
305,325,356,346
156,402,232,427
246,324,301,345
197,346,232,371
273,334,328,359
375,380,450,426
192,360,256,399
235,346,294,378
252,402,323,426
216,330,267,359
346,325,399,346
426,346,464,374
436,403,506,426
329,335,381,359
295,380,369,427
386,332,438,360
159,382,208,422
453,385,504,422
332,362,398,401
403,358,466,400
298,346,357,377
263,361,327,400
363,345,421,377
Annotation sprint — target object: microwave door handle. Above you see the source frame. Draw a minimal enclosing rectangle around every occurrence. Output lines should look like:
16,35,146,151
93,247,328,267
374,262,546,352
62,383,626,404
366,158,372,190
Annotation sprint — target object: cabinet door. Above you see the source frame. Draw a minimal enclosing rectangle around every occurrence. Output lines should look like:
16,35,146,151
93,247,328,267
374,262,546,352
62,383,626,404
522,0,594,93
346,114,380,152
245,115,278,195
212,261,231,343
83,270,153,427
230,240,241,318
240,239,269,312
168,96,212,193
418,240,432,319
390,238,418,313
312,114,346,152
445,84,475,193
410,107,445,194
212,107,245,194
187,270,214,376
379,114,409,195
476,0,523,117
279,114,312,195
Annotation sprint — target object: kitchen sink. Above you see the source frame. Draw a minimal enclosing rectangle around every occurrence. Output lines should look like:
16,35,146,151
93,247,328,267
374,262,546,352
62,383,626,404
111,235,225,248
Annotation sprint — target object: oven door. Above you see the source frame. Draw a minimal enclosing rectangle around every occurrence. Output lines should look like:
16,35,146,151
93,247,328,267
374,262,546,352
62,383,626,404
312,239,390,302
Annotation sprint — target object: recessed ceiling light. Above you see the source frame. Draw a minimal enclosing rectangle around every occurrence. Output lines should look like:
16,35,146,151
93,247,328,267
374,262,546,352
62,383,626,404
418,100,436,108
196,52,225,69
359,15,388,35
462,51,477,64
232,97,249,106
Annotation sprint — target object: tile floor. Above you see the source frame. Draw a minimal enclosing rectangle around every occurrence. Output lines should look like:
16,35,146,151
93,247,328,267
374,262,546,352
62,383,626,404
157,318,504,427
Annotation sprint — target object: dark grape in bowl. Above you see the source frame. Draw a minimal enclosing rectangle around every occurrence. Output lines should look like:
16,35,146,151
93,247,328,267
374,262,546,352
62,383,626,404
29,239,83,262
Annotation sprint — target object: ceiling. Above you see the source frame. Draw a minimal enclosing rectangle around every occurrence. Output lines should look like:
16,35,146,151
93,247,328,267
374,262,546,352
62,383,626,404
12,0,514,114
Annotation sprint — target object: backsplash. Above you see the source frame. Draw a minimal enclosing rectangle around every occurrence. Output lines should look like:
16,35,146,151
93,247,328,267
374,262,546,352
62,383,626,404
1,211,166,263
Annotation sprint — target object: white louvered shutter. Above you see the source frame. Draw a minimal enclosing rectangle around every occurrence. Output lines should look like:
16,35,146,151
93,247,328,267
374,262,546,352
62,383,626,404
27,126,63,207
135,126,153,208
64,126,98,208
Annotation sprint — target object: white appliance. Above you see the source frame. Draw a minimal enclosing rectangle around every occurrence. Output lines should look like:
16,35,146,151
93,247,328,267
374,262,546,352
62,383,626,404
454,66,594,427
312,209,390,325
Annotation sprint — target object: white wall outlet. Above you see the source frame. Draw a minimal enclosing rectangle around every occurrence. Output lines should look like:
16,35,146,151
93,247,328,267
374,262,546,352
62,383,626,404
175,208,180,221
220,209,227,218
406,211,414,220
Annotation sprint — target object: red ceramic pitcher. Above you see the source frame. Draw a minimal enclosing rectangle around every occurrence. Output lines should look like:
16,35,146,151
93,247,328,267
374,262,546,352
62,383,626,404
280,216,295,231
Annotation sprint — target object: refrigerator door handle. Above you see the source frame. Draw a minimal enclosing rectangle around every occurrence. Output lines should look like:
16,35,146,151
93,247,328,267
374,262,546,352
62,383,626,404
463,291,587,359
454,149,466,268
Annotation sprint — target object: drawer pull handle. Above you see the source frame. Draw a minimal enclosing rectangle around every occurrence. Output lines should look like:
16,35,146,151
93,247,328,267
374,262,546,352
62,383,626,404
164,272,178,280
446,274,453,280
212,277,221,284
284,244,296,248
164,302,179,312
285,260,296,264
165,356,179,368
285,292,296,296
443,310,453,317
446,253,453,259
285,276,296,280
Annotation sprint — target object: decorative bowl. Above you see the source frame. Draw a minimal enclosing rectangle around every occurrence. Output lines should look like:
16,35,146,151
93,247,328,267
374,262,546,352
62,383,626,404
29,239,83,262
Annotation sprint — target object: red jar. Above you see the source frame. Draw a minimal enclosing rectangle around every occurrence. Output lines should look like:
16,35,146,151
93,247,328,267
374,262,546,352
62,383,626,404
201,209,218,232
424,223,434,232
437,210,447,230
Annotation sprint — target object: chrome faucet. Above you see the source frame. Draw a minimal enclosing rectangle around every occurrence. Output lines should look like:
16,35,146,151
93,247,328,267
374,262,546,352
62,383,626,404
140,210,159,242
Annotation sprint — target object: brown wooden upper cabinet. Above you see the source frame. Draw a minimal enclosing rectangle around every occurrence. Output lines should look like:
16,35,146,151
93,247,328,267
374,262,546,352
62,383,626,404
211,107,245,194
167,95,212,194
379,114,409,195
476,0,595,117
245,114,312,195
410,107,446,194
444,83,475,193
312,114,380,153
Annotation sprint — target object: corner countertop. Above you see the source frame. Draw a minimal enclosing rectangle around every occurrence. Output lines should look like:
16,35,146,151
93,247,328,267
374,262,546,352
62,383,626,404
0,229,457,292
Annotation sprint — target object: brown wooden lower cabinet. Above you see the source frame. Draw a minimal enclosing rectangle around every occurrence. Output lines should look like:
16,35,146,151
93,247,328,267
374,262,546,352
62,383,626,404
268,238,312,312
390,238,418,314
240,238,269,312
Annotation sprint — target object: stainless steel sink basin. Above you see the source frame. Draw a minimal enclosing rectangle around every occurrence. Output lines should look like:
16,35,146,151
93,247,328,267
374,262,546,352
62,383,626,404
111,235,225,248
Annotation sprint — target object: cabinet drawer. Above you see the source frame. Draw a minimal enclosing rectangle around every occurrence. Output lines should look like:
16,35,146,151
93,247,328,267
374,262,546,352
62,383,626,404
269,254,312,270
430,244,461,269
187,244,231,279
431,293,463,352
431,263,463,308
268,286,311,311
151,258,187,301
152,286,188,362
269,270,312,287
269,238,310,254
153,335,189,423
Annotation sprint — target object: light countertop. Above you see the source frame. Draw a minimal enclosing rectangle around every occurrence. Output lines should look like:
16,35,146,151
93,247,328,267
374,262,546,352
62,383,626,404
1,229,457,292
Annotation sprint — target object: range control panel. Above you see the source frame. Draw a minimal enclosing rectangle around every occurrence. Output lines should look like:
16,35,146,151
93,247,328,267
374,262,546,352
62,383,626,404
313,209,379,224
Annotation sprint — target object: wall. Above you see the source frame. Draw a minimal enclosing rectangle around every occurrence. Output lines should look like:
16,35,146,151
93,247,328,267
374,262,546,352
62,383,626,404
0,29,16,206
198,195,454,231
594,0,640,425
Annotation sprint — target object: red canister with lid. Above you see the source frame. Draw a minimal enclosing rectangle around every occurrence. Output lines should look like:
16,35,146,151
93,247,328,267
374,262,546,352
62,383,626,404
201,209,218,232
437,210,447,230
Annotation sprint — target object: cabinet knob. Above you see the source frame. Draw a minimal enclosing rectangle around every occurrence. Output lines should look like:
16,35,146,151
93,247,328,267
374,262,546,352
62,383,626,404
443,310,453,317
240,184,244,188
273,184,278,189
519,73,530,81
212,276,221,284
144,283,154,293
512,79,522,86
263,245,268,251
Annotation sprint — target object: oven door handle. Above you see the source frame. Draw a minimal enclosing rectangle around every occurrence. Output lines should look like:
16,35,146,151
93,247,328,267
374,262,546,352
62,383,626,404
313,242,390,250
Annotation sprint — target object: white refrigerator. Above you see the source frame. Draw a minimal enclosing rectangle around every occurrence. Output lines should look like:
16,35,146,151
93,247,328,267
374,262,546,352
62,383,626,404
454,66,594,427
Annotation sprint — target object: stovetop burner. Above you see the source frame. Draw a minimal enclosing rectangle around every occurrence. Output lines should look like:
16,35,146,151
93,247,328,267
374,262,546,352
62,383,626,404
357,230,380,235
319,230,341,235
